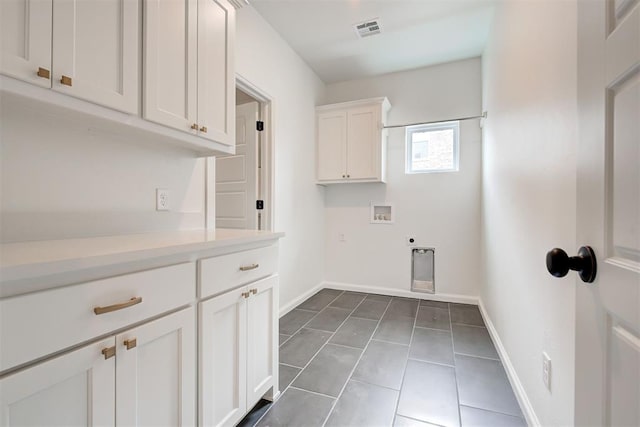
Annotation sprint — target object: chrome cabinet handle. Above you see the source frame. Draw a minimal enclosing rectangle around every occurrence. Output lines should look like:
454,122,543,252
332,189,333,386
94,297,142,315
239,263,259,272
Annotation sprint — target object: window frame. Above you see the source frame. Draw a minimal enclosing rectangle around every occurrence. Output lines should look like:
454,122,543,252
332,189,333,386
405,120,460,174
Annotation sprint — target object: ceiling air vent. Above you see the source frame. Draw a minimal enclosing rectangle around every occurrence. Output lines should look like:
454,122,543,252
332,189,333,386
354,18,382,38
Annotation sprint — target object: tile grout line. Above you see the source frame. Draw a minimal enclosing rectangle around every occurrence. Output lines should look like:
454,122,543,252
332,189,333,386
369,337,411,347
449,302,464,426
459,403,527,420
414,324,452,333
396,413,448,427
281,291,345,338
391,298,421,425
252,290,360,427
454,351,501,362
319,296,394,427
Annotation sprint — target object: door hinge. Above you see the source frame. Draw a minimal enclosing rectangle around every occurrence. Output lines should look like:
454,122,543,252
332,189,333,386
256,200,264,210
256,121,264,132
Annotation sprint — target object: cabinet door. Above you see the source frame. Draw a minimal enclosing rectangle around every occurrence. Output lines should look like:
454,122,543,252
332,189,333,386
0,0,52,88
52,0,140,114
246,275,279,406
199,287,247,427
347,105,380,180
197,0,235,145
317,110,347,181
116,307,196,427
0,338,115,426
144,0,198,132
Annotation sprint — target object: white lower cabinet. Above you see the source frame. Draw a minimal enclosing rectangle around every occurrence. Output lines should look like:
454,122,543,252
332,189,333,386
199,275,279,427
0,307,196,426
116,307,196,426
0,338,116,426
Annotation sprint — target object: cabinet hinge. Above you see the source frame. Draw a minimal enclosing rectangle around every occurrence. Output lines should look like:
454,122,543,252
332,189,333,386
256,121,264,132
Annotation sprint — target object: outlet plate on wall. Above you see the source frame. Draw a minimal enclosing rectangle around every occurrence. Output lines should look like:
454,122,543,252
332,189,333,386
542,352,551,391
156,188,169,211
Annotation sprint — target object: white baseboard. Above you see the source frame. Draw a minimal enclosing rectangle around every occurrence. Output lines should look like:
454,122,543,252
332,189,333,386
279,282,324,318
321,281,479,305
478,299,540,427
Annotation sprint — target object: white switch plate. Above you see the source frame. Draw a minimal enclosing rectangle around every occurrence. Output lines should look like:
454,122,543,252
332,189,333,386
156,188,169,211
542,352,551,391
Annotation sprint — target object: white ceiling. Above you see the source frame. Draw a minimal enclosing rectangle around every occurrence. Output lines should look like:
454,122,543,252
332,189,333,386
250,0,496,83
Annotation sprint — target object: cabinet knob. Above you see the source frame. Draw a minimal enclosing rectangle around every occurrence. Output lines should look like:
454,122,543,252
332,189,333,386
36,67,50,79
347,174,350,178
123,338,137,350
200,126,208,133
251,288,258,295
190,123,199,130
60,75,72,86
242,291,251,299
342,174,346,178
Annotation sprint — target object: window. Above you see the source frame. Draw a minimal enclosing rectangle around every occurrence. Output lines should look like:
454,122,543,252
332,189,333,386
405,121,459,174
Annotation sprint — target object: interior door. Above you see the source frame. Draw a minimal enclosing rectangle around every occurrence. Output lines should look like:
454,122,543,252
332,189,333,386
576,1,640,425
216,101,259,229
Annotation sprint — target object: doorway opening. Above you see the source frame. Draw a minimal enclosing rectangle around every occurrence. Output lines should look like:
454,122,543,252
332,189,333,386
209,76,274,231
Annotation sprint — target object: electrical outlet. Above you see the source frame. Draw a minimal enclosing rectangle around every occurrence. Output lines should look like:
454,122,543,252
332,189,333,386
542,352,552,391
156,188,169,211
406,236,417,246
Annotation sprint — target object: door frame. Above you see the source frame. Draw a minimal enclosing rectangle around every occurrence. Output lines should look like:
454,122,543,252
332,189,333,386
206,74,275,231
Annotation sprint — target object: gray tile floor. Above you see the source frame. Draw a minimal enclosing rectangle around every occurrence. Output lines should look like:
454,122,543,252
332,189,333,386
238,289,527,427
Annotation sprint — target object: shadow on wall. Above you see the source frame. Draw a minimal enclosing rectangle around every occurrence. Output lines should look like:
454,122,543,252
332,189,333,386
323,183,387,208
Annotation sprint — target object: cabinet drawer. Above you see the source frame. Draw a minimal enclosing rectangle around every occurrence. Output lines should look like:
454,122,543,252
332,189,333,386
0,262,195,373
199,245,278,298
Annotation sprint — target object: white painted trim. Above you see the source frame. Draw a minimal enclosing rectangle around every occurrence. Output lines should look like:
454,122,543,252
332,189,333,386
478,299,540,427
321,281,478,305
235,73,275,232
278,282,324,318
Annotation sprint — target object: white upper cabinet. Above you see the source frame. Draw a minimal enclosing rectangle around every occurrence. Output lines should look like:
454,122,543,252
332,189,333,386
197,0,235,145
53,0,140,114
0,0,140,114
0,0,53,88
144,0,198,132
145,0,235,146
316,97,391,184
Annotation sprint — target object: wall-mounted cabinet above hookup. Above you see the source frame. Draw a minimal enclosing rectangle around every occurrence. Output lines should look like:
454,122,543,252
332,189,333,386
316,97,391,184
371,203,393,224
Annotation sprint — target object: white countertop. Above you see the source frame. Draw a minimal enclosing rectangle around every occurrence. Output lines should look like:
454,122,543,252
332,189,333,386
0,229,284,297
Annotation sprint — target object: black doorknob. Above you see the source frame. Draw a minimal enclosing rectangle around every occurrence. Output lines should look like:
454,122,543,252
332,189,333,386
546,246,597,283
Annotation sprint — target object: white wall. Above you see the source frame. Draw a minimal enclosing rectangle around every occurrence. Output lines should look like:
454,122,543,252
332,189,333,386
235,6,326,310
323,58,482,300
481,1,577,425
0,96,205,243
